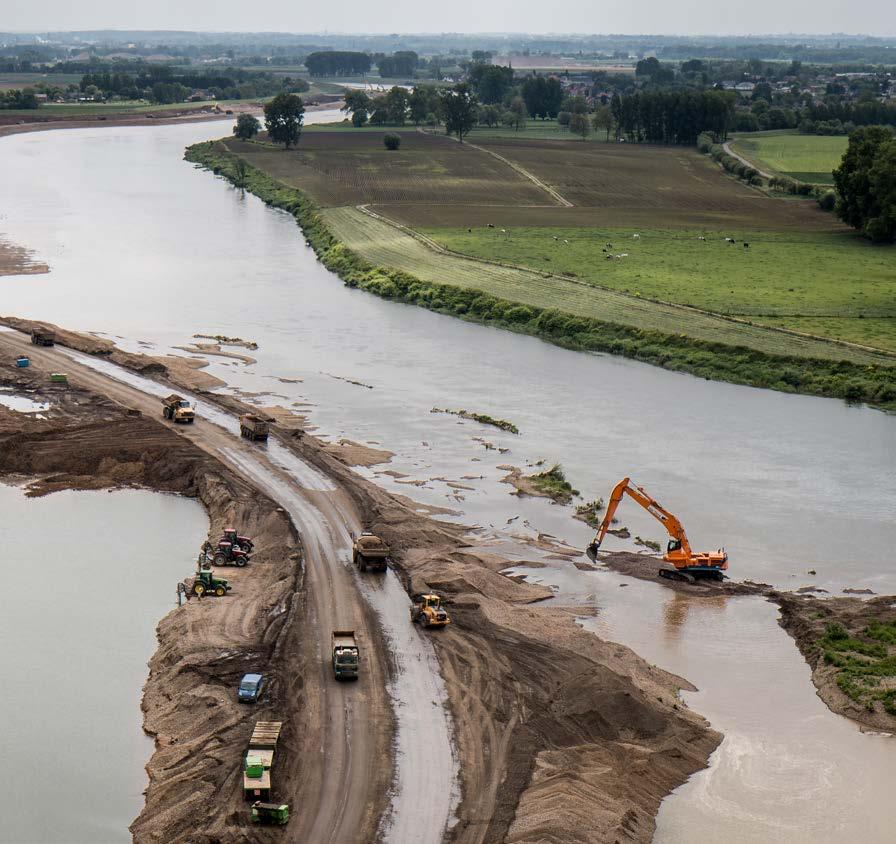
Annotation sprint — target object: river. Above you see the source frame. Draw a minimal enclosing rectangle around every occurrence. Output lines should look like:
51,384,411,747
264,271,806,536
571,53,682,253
0,114,894,841
0,485,207,843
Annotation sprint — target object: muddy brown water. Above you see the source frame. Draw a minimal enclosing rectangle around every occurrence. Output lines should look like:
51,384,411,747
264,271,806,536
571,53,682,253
1,114,894,840
0,485,207,843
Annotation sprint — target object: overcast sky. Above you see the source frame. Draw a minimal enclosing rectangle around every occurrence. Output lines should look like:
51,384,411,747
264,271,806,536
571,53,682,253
5,0,895,38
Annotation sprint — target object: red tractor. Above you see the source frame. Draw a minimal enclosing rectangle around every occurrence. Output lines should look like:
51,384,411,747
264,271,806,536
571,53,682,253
203,539,250,567
221,528,254,554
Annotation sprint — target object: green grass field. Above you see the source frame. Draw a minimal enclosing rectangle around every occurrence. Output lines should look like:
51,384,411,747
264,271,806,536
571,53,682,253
420,226,896,351
322,208,893,363
731,132,848,185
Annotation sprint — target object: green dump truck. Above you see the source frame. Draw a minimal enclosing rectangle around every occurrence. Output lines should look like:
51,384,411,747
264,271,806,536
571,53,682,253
332,630,359,680
251,801,289,825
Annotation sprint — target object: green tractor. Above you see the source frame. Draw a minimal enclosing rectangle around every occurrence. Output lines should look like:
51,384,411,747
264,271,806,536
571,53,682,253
192,568,232,598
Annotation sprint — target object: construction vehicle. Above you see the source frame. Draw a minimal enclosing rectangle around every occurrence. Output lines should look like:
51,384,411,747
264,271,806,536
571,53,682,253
410,594,450,628
244,721,281,801
192,567,232,597
332,630,359,679
240,414,270,442
30,327,55,346
251,802,289,825
585,477,728,582
161,394,195,424
205,539,249,567
352,532,390,573
221,528,254,553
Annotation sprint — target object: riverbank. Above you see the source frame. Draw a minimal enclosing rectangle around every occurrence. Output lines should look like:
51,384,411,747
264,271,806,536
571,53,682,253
600,551,896,732
1,318,721,843
184,140,896,412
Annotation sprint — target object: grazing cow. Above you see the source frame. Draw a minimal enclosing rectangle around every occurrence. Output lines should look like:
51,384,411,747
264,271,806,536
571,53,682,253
563,239,569,244
743,242,750,249
632,233,640,239
468,228,472,233
487,223,495,228
697,235,707,241
553,236,559,241
725,237,736,243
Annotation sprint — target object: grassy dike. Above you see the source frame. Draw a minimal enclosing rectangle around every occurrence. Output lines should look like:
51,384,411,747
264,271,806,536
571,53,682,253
185,140,896,411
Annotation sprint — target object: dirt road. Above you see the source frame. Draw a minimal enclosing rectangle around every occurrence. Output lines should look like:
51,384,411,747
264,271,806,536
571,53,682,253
0,327,456,843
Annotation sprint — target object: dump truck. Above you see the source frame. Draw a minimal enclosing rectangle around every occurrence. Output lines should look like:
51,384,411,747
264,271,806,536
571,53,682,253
240,414,270,442
352,532,390,573
161,394,195,424
251,802,289,825
410,594,450,628
332,630,359,680
30,327,55,347
243,721,281,801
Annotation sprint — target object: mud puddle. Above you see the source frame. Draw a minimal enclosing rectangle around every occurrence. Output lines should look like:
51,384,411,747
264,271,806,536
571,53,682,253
0,388,49,413
0,484,207,844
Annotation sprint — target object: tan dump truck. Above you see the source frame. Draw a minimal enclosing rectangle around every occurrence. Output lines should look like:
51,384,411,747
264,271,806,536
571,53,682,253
30,327,56,347
243,721,282,801
352,532,390,573
332,630,359,680
240,414,270,442
161,394,195,424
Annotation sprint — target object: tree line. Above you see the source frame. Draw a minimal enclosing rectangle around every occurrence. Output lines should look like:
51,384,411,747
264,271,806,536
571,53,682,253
304,51,372,77
609,89,736,143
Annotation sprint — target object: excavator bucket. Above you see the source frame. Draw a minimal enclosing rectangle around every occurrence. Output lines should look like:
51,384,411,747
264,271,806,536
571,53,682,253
585,542,599,563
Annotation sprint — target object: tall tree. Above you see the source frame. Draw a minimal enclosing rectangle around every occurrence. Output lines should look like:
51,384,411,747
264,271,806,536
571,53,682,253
591,105,613,141
569,112,591,140
439,82,479,142
385,86,409,125
833,126,896,243
233,113,260,140
264,93,305,149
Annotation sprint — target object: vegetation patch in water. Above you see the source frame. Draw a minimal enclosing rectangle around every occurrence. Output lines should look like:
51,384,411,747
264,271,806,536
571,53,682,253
526,464,578,504
574,497,605,528
431,407,519,434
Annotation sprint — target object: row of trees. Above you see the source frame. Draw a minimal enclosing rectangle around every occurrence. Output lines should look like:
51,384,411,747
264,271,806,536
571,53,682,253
304,51,372,77
77,66,309,104
375,51,419,77
341,83,480,140
0,89,39,109
610,89,736,143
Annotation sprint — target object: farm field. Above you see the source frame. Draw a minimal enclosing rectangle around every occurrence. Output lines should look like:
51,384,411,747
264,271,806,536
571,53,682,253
421,226,896,351
217,130,894,358
0,72,83,90
221,133,550,207
730,131,848,184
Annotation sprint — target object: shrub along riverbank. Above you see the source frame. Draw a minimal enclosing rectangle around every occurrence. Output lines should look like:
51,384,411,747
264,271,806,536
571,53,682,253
185,140,896,411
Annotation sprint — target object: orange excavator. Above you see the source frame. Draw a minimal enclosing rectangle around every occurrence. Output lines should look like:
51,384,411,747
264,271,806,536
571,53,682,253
586,477,728,581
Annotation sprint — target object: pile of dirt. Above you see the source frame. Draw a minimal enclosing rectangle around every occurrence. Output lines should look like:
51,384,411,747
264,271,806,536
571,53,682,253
281,432,721,844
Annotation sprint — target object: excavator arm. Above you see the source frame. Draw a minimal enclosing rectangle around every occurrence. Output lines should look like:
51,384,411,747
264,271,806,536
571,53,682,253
588,477,693,559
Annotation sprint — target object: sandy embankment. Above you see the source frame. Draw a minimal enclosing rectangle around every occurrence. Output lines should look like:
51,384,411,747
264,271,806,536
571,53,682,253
0,238,48,277
1,317,722,843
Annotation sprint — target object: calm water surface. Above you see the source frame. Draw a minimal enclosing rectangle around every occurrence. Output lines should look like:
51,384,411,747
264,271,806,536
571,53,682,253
0,486,206,843
1,116,894,841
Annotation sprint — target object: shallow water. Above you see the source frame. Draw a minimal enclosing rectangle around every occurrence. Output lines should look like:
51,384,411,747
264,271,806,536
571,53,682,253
0,485,207,843
1,116,894,840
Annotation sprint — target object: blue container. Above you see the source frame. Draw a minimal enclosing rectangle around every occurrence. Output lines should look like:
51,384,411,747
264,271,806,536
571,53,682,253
15,357,30,368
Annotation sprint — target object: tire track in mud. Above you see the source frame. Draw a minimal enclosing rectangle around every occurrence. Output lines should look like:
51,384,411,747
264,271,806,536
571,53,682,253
3,329,457,844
